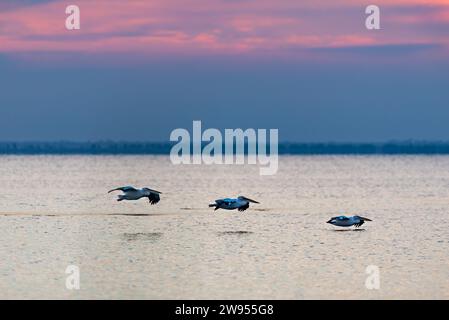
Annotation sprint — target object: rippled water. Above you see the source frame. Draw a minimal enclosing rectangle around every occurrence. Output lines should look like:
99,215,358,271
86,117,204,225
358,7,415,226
0,155,448,299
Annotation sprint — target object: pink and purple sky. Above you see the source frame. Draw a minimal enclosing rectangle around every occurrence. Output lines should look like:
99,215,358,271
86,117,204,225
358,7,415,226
1,0,448,59
0,0,448,141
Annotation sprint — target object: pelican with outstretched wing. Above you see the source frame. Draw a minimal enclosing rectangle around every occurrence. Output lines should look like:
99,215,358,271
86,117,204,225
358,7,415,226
326,215,372,228
209,196,259,212
108,186,162,205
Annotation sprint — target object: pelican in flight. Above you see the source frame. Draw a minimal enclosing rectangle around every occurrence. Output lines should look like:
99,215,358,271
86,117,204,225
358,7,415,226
327,215,372,228
209,196,259,212
108,186,162,205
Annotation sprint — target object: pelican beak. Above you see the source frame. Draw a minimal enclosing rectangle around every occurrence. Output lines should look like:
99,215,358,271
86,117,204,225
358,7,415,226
359,216,372,221
245,197,259,204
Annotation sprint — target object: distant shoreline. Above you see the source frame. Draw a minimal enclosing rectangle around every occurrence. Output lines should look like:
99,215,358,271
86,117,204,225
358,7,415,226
3,142,449,155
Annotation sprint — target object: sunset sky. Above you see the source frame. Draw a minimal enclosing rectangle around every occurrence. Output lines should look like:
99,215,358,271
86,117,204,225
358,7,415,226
0,0,448,141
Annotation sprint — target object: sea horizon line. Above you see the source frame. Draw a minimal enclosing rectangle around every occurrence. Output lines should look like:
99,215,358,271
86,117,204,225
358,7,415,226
2,141,449,155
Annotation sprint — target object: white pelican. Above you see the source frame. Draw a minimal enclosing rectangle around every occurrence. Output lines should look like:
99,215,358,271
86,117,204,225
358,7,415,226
209,196,259,212
108,186,162,205
327,215,372,228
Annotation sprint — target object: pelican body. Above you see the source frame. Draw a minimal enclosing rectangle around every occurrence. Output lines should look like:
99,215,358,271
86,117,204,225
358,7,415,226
209,196,259,212
108,186,162,205
327,215,372,228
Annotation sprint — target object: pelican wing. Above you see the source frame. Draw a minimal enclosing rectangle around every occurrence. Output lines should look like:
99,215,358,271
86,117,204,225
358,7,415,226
148,192,160,205
333,216,350,221
215,198,235,205
223,198,237,205
108,186,137,193
354,220,365,228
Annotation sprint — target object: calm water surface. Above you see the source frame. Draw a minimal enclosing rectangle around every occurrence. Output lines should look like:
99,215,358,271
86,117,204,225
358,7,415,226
0,155,448,299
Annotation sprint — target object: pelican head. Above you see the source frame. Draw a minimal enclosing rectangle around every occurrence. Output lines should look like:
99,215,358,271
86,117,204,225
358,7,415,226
142,187,162,194
355,216,372,221
238,196,259,204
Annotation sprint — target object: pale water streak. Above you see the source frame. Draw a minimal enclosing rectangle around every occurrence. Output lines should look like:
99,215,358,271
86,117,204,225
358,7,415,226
0,155,448,299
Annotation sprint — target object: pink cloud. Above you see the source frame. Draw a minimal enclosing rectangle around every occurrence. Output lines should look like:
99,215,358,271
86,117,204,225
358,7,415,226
231,16,301,33
328,35,377,47
0,0,447,60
